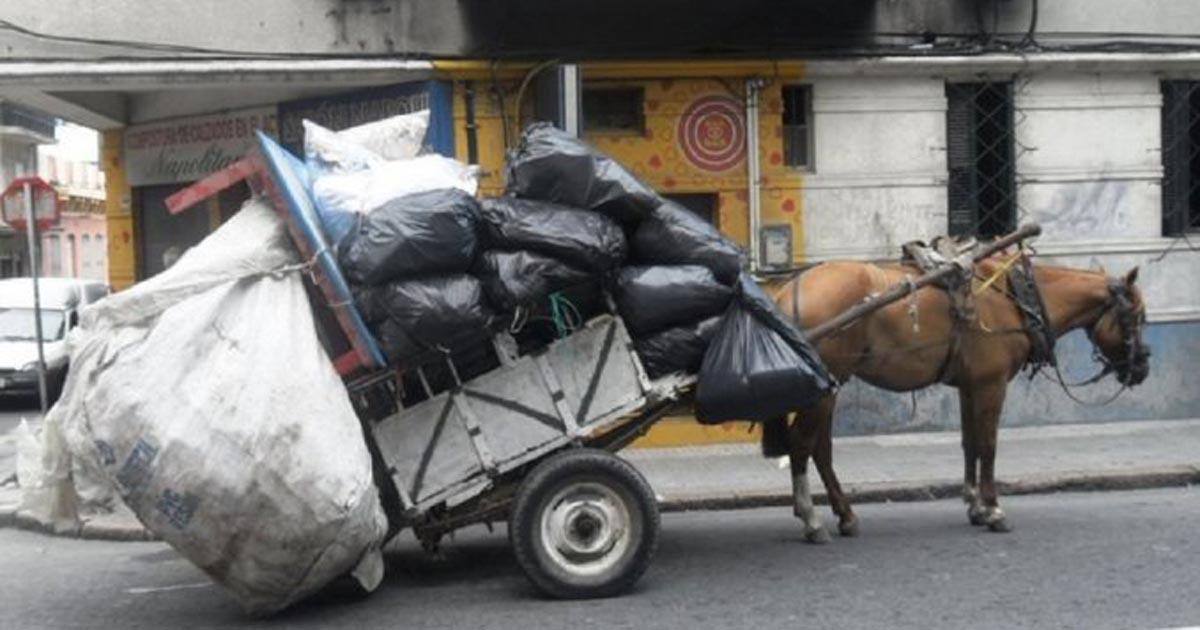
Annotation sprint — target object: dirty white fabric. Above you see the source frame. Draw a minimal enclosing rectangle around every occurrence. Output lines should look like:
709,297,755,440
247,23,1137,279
52,197,387,615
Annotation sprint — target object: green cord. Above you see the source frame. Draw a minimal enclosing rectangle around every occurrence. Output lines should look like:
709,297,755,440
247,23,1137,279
548,291,582,338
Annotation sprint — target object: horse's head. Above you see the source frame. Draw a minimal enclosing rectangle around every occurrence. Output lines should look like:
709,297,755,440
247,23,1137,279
1087,267,1150,386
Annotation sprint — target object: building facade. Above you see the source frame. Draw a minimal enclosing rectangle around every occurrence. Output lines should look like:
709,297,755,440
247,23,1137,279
3,0,1198,434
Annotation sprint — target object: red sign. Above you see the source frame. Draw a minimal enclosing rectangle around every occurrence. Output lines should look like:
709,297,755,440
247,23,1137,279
1,177,60,231
677,95,746,173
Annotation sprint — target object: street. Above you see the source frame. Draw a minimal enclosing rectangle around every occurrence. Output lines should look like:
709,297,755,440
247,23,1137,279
2,487,1197,630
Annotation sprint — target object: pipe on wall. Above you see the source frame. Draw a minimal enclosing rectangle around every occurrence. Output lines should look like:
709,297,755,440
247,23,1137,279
745,78,765,272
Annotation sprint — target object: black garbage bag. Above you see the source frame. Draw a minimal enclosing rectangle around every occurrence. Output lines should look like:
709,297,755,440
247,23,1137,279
473,250,592,312
614,265,733,336
506,122,660,225
632,200,746,284
355,274,496,364
340,188,480,286
478,197,628,272
695,275,835,423
634,315,723,379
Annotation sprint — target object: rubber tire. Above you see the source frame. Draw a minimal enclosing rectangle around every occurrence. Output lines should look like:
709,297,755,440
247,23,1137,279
509,448,660,599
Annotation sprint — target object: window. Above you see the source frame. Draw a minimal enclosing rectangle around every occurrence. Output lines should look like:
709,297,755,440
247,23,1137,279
1161,81,1200,235
45,234,62,276
945,82,1016,238
782,85,813,169
582,86,644,133
67,234,77,278
663,193,719,226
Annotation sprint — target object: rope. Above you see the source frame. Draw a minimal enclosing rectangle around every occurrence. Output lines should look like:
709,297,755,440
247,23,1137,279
972,251,1023,296
548,292,582,338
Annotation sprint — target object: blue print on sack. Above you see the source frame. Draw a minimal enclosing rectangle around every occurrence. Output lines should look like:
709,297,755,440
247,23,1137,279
156,489,199,530
94,440,116,467
115,439,158,493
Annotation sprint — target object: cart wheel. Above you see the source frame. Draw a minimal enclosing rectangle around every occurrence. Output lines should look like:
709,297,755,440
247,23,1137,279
509,448,659,599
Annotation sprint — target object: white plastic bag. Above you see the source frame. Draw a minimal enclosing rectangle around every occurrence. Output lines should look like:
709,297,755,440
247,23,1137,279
56,197,387,615
303,110,429,175
15,418,78,533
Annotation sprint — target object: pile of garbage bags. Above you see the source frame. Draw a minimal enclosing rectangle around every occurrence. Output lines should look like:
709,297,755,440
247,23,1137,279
312,118,832,419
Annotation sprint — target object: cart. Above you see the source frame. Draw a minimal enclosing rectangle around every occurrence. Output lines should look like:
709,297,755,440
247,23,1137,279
166,132,694,600
166,131,1042,600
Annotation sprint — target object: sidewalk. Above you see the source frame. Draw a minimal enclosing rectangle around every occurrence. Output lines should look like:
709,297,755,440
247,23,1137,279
2,418,1198,541
628,418,1200,510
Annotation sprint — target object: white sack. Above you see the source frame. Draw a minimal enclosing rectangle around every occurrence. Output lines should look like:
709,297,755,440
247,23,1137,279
312,154,480,218
303,110,429,175
55,197,387,615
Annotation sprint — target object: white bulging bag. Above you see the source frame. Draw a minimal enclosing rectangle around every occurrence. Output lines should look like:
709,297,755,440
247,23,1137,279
55,198,387,615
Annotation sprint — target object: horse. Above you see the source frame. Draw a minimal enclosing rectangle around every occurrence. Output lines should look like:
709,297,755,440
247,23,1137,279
763,253,1150,542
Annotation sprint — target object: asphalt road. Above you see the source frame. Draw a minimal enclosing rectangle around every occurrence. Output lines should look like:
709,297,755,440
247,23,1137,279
2,487,1198,630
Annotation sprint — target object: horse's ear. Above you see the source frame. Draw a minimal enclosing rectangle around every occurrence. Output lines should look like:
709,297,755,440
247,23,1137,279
1125,266,1140,286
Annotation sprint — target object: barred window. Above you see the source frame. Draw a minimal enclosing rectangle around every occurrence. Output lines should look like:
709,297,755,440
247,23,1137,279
945,82,1016,238
582,86,644,134
782,85,813,169
1161,81,1200,235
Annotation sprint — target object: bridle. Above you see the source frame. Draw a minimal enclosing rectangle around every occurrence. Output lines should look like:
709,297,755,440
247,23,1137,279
1078,277,1150,387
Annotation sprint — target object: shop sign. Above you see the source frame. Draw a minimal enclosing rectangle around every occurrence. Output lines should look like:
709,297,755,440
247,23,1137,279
124,107,278,186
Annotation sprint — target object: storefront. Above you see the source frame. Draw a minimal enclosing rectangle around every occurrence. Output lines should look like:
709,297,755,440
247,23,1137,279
106,80,457,288
118,107,277,283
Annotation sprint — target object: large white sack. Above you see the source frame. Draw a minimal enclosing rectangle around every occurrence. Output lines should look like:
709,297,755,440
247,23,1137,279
55,197,387,615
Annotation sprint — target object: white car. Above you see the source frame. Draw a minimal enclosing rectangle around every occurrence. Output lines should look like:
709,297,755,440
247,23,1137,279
0,277,109,403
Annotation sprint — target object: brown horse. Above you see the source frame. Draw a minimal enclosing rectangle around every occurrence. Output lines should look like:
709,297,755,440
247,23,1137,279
764,254,1149,542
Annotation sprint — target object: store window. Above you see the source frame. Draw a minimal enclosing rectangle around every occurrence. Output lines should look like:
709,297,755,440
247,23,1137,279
782,85,813,169
945,81,1016,238
582,86,645,134
1161,81,1200,235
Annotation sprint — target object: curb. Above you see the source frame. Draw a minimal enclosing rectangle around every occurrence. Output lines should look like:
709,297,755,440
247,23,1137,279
656,465,1200,513
1,466,1196,542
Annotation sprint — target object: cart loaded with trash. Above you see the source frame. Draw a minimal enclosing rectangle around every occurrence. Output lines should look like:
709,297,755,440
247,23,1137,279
41,112,896,614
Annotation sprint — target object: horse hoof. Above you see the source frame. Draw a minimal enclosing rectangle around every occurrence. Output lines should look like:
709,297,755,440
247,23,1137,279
968,507,988,526
838,518,860,538
986,517,1013,533
804,527,832,544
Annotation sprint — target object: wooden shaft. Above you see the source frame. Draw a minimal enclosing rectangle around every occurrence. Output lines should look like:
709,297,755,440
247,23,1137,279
803,224,1042,342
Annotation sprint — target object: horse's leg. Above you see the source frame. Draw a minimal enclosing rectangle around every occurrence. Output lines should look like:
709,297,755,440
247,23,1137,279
969,379,1012,533
958,386,986,526
787,412,830,544
810,395,857,537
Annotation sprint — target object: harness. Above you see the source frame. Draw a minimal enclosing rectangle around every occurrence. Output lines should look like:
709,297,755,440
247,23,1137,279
1005,254,1057,375
901,238,975,384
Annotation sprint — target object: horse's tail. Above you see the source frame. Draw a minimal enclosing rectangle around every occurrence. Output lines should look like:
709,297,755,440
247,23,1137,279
760,416,791,458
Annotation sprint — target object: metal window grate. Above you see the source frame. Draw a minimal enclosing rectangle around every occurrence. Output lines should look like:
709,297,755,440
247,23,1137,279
782,85,812,168
582,86,645,134
1161,80,1200,235
946,82,1017,239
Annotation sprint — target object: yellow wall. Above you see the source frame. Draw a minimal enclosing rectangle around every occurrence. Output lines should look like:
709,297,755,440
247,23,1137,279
442,60,809,262
100,129,136,290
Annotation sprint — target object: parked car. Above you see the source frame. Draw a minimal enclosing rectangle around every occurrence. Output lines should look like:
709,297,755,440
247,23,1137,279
0,277,110,403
